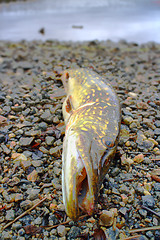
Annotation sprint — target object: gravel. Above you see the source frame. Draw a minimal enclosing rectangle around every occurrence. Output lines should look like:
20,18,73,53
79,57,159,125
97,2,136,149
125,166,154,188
0,39,160,239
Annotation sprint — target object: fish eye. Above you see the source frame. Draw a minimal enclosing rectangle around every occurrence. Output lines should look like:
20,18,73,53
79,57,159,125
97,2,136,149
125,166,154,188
105,140,114,148
101,137,114,148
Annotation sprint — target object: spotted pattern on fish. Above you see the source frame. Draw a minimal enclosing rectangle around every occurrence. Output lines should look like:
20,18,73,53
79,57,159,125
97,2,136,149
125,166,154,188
62,68,121,220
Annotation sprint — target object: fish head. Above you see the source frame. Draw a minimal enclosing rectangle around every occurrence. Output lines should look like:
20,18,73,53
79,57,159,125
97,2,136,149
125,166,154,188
62,127,98,220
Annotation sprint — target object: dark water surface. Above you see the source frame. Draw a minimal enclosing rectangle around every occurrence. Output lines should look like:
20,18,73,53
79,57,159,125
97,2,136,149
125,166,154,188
0,0,160,43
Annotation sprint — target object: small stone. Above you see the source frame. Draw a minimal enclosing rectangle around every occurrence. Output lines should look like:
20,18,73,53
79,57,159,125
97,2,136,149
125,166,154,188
18,228,25,236
19,137,34,146
12,222,22,230
110,167,120,177
153,183,160,191
57,225,66,237
0,115,7,124
1,230,13,240
41,110,53,123
33,216,42,225
37,122,48,130
11,105,25,112
45,136,55,145
121,194,128,204
99,209,117,227
5,209,15,220
123,116,133,125
119,207,127,216
1,144,11,154
27,188,40,200
49,146,61,157
142,195,155,208
32,160,43,167
21,160,32,170
7,177,20,186
15,193,23,202
139,209,147,218
119,185,130,195
27,170,38,182
39,146,49,153
20,200,33,210
133,154,144,164
67,226,81,240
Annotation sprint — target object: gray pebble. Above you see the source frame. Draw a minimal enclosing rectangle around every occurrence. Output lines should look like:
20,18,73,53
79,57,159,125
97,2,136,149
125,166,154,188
110,167,120,177
19,137,34,146
142,195,155,208
57,225,66,237
45,136,55,145
139,209,147,218
41,109,53,123
12,222,22,230
37,122,48,130
67,226,81,240
33,216,42,225
5,209,15,221
153,183,160,191
27,188,40,200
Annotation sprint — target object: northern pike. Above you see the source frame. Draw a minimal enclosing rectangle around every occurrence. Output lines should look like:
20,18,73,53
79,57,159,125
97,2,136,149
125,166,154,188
61,68,121,220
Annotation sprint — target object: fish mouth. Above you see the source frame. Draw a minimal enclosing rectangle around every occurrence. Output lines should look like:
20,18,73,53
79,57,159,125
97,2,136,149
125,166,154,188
76,159,95,216
62,132,95,220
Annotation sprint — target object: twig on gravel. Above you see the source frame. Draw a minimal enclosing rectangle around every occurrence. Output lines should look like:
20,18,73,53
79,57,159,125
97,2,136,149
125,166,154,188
3,196,47,230
129,225,160,234
151,158,160,161
141,205,160,219
44,214,88,230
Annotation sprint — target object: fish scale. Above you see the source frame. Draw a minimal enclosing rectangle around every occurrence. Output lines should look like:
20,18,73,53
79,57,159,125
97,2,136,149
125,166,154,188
61,68,121,220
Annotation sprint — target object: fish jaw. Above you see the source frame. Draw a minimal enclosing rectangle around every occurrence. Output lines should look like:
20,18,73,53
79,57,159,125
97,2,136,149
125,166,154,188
62,128,96,220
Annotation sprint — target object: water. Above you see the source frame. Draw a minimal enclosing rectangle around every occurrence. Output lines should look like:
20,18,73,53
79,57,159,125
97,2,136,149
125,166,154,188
0,0,160,43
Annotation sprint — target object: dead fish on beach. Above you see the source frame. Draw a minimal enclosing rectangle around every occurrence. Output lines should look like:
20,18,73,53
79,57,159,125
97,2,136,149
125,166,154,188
61,68,121,220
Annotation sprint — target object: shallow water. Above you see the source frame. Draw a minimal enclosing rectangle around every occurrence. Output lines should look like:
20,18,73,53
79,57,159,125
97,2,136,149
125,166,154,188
0,0,160,43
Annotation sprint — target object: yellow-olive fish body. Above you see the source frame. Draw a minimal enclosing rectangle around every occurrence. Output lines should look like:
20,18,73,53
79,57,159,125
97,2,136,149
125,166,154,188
61,68,121,220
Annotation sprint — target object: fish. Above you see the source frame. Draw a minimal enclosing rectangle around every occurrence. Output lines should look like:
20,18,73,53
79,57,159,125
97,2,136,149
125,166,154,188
61,68,121,220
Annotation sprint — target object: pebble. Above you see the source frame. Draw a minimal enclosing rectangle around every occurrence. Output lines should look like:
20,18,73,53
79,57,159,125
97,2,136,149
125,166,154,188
57,225,66,237
20,200,33,210
19,137,34,146
67,226,81,240
142,195,155,208
26,188,40,200
45,136,55,145
5,209,15,221
139,209,147,218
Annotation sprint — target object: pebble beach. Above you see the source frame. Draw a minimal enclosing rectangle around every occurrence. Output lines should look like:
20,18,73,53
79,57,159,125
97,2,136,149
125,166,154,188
0,39,160,239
